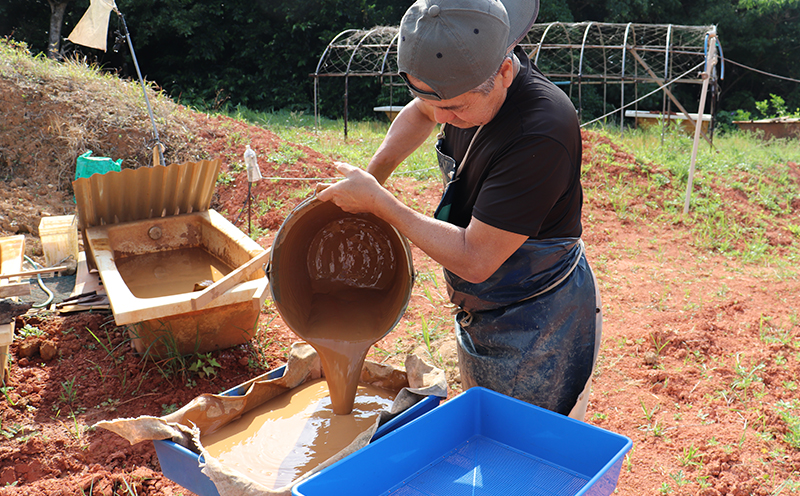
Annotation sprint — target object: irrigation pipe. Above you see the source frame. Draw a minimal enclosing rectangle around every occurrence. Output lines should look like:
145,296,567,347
23,255,54,309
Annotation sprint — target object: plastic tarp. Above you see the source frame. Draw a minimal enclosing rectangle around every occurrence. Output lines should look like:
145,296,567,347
96,342,447,495
74,150,122,182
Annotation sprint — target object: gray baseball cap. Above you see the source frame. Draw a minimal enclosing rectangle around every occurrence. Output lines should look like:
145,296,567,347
398,0,539,100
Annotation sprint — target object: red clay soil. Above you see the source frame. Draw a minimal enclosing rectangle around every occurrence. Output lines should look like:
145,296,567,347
1,115,799,496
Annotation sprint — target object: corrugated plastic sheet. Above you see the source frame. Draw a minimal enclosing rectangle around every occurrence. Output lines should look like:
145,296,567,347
73,159,221,230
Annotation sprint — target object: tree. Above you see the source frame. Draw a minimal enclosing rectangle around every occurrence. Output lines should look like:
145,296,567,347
4,0,799,116
46,0,74,58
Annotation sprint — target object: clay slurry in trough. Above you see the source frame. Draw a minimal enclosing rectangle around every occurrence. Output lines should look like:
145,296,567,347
114,246,230,298
201,378,395,489
270,199,413,415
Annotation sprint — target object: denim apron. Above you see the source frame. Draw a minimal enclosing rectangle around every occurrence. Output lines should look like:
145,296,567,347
434,125,599,415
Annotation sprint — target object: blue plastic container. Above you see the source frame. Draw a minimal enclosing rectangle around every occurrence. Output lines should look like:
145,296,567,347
153,365,441,496
293,387,632,496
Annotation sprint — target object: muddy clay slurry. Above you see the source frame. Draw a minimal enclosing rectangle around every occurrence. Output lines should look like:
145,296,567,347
270,199,412,416
115,246,231,298
201,379,395,489
303,217,399,415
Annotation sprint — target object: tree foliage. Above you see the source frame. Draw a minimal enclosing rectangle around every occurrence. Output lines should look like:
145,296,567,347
106,0,408,118
2,0,799,118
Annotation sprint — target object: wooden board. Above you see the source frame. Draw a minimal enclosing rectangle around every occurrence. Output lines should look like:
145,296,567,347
0,235,29,299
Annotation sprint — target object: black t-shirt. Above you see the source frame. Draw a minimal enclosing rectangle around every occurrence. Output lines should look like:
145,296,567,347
439,46,583,239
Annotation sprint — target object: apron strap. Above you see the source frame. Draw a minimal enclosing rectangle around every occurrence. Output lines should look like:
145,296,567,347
438,123,484,183
454,124,484,180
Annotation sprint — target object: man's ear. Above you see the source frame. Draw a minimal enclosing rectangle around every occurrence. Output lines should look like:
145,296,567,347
500,57,516,89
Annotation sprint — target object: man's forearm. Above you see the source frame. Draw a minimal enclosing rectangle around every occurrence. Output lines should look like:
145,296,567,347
316,163,527,283
366,100,438,185
370,189,525,284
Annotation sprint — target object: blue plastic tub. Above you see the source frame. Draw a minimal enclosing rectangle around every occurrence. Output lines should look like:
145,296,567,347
293,387,632,496
153,365,441,496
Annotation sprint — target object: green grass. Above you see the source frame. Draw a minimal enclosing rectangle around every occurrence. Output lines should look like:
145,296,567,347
776,400,800,449
585,124,800,265
218,108,800,268
221,105,440,181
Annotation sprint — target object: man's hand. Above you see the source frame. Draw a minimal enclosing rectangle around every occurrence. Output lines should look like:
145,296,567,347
316,162,384,215
316,161,526,284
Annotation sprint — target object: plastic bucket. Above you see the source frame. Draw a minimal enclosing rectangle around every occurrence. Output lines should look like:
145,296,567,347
268,197,414,344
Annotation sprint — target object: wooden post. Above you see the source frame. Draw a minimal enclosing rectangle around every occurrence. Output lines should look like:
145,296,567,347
683,28,718,215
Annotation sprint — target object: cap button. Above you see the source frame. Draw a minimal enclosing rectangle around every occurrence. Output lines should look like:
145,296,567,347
428,5,440,16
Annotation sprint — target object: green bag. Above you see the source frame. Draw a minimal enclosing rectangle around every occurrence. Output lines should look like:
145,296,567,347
74,150,122,181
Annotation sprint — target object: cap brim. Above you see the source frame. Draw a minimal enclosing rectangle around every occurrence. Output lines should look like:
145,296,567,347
504,0,539,50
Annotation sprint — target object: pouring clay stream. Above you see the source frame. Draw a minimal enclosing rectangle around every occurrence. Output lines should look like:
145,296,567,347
268,196,414,414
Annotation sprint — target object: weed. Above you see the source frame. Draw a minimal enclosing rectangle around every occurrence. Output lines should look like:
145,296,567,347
677,443,704,468
161,403,179,416
669,470,689,486
731,354,765,399
18,324,45,338
255,196,284,215
759,315,793,345
773,478,800,493
620,125,800,263
188,353,222,379
419,316,437,356
1,385,16,406
247,317,277,370
1,422,22,439
86,327,127,364
95,398,119,411
268,142,306,166
650,332,671,356
640,398,660,423
119,477,140,495
415,269,440,289
68,410,83,441
776,400,800,449
652,419,666,438
739,418,749,448
59,376,78,405
697,475,711,489
217,170,236,186
248,225,270,240
133,323,193,381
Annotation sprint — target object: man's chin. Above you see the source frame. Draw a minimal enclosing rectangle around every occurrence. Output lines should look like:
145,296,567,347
448,120,477,129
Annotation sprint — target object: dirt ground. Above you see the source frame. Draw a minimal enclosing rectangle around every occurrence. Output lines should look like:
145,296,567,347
1,103,799,496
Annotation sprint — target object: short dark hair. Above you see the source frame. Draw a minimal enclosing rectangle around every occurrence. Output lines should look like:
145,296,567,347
469,54,513,96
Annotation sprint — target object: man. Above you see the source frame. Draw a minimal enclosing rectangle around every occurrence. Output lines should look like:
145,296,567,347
317,0,601,420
